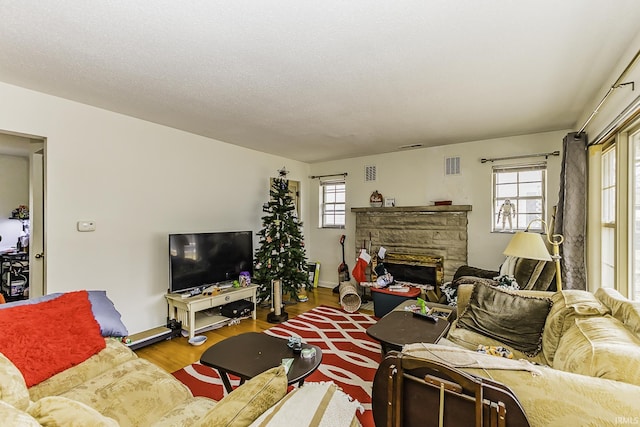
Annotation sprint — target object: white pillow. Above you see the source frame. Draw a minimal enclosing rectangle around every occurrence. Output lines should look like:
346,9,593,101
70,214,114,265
249,382,362,427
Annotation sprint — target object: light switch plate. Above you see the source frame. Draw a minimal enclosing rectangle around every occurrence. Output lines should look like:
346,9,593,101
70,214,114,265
77,220,96,232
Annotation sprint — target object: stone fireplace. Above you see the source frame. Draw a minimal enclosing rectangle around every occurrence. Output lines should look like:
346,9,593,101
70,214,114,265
351,205,471,284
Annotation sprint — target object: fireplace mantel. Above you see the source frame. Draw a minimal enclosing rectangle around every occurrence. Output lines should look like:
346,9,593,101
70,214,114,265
351,205,471,213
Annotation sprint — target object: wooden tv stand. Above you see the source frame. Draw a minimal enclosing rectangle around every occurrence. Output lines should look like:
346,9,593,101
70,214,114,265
166,285,257,339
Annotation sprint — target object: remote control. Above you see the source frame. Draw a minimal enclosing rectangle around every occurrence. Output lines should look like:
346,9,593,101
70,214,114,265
412,311,438,322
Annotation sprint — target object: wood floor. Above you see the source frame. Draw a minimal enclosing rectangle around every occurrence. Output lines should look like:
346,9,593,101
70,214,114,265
135,286,371,373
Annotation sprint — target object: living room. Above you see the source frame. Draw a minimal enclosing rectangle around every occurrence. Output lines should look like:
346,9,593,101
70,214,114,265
1,2,640,425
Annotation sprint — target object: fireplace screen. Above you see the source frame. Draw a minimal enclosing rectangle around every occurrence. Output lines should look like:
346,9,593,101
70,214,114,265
382,253,444,286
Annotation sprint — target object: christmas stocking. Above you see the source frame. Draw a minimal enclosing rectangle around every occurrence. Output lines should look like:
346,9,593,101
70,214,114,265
352,249,371,283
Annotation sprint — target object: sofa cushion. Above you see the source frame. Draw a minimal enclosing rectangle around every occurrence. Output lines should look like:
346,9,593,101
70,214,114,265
27,396,119,426
595,287,640,335
151,397,218,427
249,382,362,427
446,324,548,364
0,291,106,387
29,338,138,401
0,400,40,426
196,365,287,427
458,357,640,427
60,357,193,426
0,352,30,411
457,283,552,357
554,316,640,385
542,290,610,365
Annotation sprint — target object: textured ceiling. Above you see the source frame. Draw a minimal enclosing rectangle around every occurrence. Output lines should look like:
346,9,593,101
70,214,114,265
1,1,640,163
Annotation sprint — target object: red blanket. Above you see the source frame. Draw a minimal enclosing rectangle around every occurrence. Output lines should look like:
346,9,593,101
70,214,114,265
0,291,106,387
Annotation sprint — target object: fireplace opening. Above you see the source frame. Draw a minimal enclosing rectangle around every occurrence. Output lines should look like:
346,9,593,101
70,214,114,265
380,253,444,287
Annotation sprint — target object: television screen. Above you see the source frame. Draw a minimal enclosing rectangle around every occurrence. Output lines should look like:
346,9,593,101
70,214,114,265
169,231,253,294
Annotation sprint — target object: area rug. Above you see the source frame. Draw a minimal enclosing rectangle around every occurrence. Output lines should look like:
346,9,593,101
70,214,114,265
172,305,380,427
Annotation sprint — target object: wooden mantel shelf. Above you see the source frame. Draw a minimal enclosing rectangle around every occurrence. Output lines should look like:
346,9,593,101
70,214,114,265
351,205,472,213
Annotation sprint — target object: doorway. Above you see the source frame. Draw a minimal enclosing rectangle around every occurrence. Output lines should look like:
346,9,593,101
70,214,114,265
0,131,46,300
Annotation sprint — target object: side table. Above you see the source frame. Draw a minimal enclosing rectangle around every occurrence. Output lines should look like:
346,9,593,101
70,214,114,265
200,332,322,393
366,310,450,355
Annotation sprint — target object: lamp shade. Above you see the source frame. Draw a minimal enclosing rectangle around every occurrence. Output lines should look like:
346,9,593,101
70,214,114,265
503,231,552,262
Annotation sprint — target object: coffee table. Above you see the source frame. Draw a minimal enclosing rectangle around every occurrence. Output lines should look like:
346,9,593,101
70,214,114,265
200,332,322,393
366,310,450,355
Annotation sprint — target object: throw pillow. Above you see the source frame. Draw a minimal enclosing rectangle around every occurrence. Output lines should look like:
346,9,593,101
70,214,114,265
195,366,287,427
248,382,362,427
87,290,129,337
28,396,119,427
457,283,552,357
0,291,106,387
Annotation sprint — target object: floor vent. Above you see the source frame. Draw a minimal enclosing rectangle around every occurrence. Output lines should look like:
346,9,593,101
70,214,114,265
445,157,461,175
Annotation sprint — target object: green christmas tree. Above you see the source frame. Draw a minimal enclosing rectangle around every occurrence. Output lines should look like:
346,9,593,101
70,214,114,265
254,170,310,303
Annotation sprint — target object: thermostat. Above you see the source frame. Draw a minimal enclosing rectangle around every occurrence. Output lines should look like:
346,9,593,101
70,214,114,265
77,221,96,232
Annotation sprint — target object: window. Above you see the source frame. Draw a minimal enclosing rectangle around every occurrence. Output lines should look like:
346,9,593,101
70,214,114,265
492,163,546,232
601,145,616,289
320,179,345,228
632,133,640,300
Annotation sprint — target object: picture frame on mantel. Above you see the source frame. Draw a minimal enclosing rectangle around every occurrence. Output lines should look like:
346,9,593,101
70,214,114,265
384,198,396,207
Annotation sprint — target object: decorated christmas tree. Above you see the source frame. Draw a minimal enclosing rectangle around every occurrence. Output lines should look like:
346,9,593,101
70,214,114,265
254,168,311,303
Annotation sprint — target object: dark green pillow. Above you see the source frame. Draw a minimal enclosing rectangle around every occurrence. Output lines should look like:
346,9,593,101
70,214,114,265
457,283,552,356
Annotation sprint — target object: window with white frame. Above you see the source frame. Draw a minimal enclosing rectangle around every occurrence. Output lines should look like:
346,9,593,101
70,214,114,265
601,145,616,289
632,133,640,300
492,163,546,232
320,179,345,228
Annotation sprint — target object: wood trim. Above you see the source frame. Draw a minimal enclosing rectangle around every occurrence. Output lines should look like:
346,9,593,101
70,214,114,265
351,205,472,213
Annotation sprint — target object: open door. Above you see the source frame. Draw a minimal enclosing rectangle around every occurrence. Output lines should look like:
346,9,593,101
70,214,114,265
28,140,45,298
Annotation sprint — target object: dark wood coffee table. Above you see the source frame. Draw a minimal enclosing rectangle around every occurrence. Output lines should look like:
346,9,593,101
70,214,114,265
366,311,450,355
200,332,322,393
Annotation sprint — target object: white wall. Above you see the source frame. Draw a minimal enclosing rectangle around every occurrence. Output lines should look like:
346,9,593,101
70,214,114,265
0,154,29,251
0,81,310,334
307,130,566,287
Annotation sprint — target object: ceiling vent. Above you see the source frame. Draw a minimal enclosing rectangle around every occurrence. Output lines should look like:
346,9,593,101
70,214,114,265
365,165,377,182
445,157,461,176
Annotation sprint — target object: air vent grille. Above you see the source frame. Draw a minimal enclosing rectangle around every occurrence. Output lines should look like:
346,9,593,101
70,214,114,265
365,165,377,182
445,157,461,175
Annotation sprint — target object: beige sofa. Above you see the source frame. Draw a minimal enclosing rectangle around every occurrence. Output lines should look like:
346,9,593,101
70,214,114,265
401,284,640,426
0,293,362,426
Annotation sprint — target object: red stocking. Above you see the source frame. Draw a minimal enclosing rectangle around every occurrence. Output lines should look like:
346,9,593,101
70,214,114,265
351,250,371,283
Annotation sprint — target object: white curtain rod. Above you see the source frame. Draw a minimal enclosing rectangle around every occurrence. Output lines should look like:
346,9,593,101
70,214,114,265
480,151,559,164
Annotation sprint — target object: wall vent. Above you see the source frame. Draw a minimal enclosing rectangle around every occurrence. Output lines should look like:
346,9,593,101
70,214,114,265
365,165,377,182
445,157,461,175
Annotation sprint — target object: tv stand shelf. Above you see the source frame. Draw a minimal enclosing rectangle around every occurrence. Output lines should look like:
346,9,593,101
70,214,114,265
166,285,257,339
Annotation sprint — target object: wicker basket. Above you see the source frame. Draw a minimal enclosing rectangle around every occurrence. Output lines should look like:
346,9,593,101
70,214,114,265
339,282,361,313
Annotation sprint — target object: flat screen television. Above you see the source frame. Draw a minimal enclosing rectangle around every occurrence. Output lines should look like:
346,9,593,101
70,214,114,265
169,231,253,294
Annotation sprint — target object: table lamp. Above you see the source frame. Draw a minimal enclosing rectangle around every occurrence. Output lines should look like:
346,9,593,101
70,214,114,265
503,219,564,290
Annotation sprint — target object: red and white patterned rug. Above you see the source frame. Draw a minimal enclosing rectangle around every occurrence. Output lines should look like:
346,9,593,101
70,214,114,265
172,305,380,427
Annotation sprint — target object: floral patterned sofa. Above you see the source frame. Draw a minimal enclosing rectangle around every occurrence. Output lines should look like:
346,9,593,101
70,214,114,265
0,291,362,426
398,284,640,426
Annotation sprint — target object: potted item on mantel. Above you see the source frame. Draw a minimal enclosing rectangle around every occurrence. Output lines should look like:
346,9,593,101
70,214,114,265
370,191,383,207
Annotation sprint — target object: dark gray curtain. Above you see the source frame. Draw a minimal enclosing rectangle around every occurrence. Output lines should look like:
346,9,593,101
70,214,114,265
554,132,587,290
